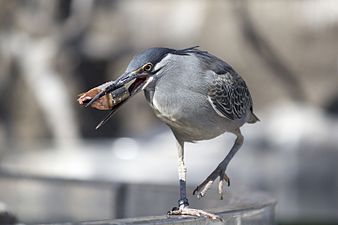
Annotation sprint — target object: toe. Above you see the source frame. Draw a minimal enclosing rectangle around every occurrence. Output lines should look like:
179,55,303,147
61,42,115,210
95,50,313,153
168,207,221,220
193,180,214,198
218,179,225,200
218,173,231,200
194,169,230,199
224,174,230,186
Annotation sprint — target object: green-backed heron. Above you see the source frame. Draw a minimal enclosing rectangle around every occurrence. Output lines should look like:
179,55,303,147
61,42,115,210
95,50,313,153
83,46,259,219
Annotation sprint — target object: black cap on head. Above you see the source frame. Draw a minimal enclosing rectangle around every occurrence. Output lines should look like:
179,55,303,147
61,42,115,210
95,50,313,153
126,48,175,73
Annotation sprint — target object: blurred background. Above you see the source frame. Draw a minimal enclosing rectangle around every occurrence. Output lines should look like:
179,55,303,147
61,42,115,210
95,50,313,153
0,0,338,224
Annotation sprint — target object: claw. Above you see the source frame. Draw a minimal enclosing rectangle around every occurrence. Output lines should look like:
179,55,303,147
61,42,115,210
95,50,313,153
224,174,230,187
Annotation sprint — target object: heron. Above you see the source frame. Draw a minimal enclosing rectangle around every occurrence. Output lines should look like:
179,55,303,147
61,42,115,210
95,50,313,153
78,46,259,219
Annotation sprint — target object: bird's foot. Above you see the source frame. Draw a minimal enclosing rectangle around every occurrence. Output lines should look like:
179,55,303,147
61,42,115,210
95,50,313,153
193,167,230,200
168,206,220,220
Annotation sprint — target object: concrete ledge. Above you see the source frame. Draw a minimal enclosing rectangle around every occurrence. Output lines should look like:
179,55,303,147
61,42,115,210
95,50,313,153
42,192,276,225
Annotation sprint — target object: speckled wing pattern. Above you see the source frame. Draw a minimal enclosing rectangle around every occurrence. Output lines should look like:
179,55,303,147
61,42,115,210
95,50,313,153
180,47,253,121
208,72,252,120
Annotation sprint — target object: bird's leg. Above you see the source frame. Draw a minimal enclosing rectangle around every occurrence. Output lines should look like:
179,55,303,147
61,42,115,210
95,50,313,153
193,129,244,199
176,139,189,209
168,139,220,220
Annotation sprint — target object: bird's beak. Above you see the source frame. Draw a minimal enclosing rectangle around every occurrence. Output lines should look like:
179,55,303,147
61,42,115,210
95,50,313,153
84,70,150,107
78,70,151,129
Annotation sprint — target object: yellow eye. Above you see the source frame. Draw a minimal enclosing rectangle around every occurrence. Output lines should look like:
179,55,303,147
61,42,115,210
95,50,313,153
143,63,153,71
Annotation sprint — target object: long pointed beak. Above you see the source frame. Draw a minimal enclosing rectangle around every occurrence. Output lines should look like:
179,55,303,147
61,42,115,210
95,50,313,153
85,71,137,108
81,70,150,129
84,81,115,107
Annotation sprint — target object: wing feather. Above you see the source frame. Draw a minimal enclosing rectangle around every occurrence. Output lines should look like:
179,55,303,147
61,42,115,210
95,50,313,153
208,72,252,120
186,48,254,121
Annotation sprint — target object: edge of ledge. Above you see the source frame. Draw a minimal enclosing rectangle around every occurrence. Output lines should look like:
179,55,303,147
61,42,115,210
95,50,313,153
43,191,276,225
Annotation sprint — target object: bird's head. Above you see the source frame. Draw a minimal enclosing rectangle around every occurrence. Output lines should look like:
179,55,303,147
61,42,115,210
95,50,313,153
82,46,200,128
120,47,175,95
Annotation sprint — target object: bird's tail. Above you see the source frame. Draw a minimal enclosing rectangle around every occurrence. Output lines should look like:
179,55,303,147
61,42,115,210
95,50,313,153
247,111,260,124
